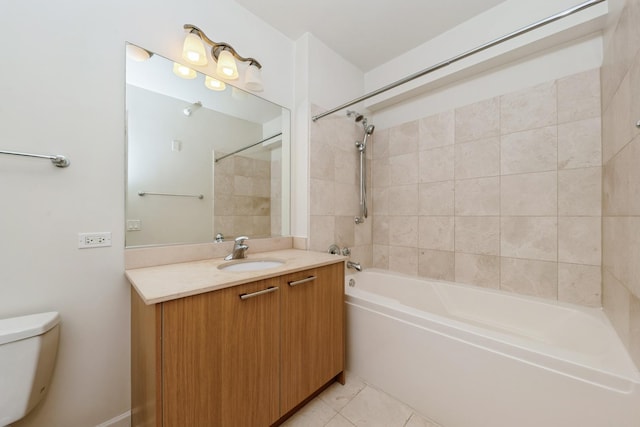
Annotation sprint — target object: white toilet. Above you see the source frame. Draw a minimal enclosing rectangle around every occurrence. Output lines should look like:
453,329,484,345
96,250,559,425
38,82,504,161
0,312,60,426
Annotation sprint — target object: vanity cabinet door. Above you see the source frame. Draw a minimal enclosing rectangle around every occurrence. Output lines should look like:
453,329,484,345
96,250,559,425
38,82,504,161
280,263,345,415
161,278,281,427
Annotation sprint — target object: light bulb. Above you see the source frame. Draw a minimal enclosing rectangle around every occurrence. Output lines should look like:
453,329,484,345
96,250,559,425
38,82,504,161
173,62,197,79
216,49,239,80
205,76,226,91
182,32,208,66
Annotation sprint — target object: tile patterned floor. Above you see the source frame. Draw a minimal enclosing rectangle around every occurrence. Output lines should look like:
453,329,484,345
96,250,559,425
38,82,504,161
282,373,442,427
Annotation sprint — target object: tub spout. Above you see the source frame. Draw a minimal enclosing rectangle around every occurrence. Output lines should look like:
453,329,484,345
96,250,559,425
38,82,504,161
347,261,362,272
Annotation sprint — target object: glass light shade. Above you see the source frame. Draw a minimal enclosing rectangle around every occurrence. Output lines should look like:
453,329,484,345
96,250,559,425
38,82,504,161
182,33,208,66
126,44,151,62
205,76,226,91
244,63,263,92
172,62,197,79
216,49,239,80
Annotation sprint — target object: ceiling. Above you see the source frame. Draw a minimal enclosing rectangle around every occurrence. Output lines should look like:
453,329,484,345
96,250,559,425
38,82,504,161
235,0,507,72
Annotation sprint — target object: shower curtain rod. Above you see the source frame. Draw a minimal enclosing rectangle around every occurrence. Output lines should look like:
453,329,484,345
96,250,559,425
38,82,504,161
311,0,606,122
214,132,283,163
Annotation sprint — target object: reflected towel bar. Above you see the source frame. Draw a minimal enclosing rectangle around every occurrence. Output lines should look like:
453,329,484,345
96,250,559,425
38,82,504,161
138,191,204,199
0,150,70,168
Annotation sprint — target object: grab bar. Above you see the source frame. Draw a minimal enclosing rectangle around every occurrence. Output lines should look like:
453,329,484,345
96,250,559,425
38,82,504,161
138,191,204,199
0,150,70,168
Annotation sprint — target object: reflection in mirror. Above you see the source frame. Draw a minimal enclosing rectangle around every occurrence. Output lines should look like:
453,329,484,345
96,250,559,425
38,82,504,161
125,43,290,247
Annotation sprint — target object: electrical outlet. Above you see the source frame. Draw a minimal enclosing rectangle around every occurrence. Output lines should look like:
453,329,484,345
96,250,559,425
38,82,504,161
78,232,112,249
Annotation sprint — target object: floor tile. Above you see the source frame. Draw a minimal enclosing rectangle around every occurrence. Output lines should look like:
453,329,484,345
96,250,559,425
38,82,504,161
319,372,366,412
340,386,413,427
281,397,337,427
325,413,357,427
405,412,442,427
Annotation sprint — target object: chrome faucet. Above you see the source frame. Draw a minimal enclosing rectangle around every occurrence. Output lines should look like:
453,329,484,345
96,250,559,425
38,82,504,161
225,236,249,260
346,261,362,272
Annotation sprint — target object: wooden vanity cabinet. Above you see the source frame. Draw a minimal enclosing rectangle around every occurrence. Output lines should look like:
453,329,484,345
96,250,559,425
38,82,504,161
131,260,344,427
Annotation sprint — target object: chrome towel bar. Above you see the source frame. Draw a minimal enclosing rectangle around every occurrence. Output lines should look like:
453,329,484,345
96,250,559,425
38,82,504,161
0,150,70,168
138,191,204,200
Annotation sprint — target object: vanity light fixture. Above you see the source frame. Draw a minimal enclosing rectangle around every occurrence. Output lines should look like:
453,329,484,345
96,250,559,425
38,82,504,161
172,62,197,79
205,75,226,91
181,24,263,92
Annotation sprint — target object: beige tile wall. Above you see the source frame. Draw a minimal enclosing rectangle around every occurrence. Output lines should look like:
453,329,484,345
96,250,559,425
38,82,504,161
308,106,373,267
371,68,602,307
601,0,640,368
213,154,272,239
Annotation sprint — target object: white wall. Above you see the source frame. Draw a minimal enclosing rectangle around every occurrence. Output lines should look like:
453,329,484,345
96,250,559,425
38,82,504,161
0,1,293,426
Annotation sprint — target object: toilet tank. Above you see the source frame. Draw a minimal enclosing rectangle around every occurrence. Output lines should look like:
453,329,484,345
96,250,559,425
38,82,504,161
0,312,60,426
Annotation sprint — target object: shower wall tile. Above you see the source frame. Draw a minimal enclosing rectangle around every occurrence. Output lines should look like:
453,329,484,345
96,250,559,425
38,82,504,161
418,217,454,251
454,97,500,143
419,110,455,150
454,137,500,179
454,177,500,216
355,217,373,246
558,117,602,170
373,215,390,245
602,73,633,163
334,146,359,185
500,127,557,175
603,136,640,216
389,216,419,247
558,217,601,265
373,244,390,269
389,246,419,276
455,253,500,289
372,128,390,160
372,187,389,215
309,216,335,252
389,120,419,156
558,167,602,216
455,216,500,256
335,216,356,248
388,184,419,215
500,171,557,216
372,158,390,188
500,81,557,134
418,146,454,183
310,178,335,215
419,181,454,216
500,257,558,299
334,183,360,216
557,68,601,123
558,263,601,307
501,217,557,262
418,249,455,281
603,270,632,345
389,153,419,186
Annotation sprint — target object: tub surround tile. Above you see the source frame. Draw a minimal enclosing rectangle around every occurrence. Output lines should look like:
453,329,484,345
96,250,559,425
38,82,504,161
389,153,419,186
309,216,335,252
558,263,602,307
419,110,454,150
557,68,601,123
418,146,454,183
311,179,336,215
500,171,557,216
557,117,602,170
389,216,419,247
354,221,372,247
310,140,335,180
372,158,390,188
373,216,390,245
454,137,500,180
603,136,640,216
558,217,601,266
372,128,390,160
372,187,389,215
603,270,632,346
334,183,360,216
388,185,419,215
340,386,413,427
455,253,500,289
335,216,356,248
418,249,455,281
334,146,359,185
500,81,557,134
418,217,454,251
455,177,500,216
454,216,500,256
602,217,640,300
419,181,454,216
454,97,500,143
389,120,419,157
389,246,419,276
602,73,633,163
500,127,557,175
501,217,557,262
630,294,640,369
501,257,558,299
558,167,602,216
373,244,390,269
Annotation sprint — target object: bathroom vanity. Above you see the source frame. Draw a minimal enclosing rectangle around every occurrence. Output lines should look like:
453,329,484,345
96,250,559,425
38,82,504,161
127,249,345,426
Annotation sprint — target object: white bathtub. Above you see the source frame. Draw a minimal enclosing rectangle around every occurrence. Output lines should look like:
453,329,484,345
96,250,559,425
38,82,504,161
345,269,640,427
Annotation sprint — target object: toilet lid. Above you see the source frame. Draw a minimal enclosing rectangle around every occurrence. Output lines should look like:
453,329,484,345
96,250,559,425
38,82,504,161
0,312,60,345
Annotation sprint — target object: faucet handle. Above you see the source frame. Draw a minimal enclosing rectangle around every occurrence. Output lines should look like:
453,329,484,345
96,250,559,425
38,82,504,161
235,236,249,244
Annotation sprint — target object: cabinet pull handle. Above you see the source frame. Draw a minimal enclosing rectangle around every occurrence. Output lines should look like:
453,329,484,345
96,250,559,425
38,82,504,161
288,276,317,287
239,286,279,300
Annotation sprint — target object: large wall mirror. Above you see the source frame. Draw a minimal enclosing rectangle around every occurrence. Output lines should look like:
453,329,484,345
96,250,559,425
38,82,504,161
125,43,290,247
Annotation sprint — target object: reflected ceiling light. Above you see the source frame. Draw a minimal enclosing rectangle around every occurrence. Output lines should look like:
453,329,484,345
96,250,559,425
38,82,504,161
181,24,263,92
126,44,152,62
205,76,226,91
173,62,196,79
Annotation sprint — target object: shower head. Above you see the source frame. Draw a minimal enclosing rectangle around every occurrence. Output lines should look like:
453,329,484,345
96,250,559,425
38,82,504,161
346,110,364,122
365,124,375,135
183,101,202,117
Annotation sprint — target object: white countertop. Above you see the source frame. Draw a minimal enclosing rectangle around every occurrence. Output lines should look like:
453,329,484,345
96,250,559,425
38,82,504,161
126,249,346,305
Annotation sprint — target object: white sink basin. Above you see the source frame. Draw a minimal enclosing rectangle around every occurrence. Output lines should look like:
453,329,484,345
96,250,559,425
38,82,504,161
218,259,285,272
